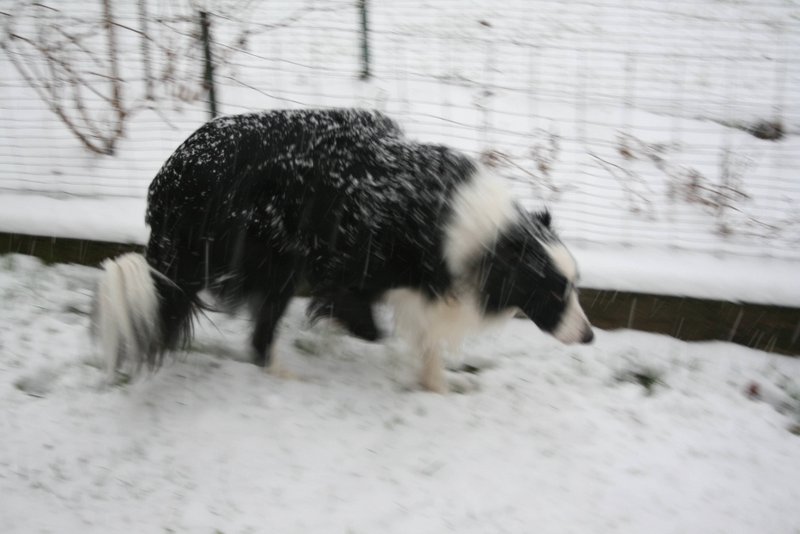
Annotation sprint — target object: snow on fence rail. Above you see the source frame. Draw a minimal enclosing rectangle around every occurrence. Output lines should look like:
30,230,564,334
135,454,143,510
0,0,799,263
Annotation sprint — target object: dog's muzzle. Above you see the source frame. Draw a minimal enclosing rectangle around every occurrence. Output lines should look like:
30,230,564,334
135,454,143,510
553,293,594,345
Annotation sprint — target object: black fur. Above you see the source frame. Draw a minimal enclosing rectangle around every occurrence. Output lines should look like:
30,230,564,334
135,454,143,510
143,109,475,366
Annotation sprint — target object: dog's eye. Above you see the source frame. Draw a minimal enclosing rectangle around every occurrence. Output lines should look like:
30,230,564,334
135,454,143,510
551,283,574,303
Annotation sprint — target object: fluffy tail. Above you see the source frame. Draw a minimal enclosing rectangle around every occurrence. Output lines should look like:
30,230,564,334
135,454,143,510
93,253,188,377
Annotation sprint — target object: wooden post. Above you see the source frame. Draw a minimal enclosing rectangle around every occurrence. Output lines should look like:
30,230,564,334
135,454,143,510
199,11,218,119
358,0,371,79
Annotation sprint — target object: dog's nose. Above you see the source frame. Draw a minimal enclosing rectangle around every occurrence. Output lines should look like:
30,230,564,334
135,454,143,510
581,329,594,344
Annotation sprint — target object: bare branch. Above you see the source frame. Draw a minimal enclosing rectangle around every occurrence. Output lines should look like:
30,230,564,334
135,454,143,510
3,39,110,154
590,152,654,215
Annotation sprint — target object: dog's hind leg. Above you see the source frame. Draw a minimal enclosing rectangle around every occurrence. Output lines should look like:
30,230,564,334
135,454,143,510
230,230,302,369
154,276,199,354
307,290,382,342
250,287,295,369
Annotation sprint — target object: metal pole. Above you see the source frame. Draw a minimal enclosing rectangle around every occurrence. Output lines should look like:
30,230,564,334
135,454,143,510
200,11,218,118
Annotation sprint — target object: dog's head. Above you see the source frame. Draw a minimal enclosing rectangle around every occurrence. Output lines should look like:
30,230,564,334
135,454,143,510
477,210,594,345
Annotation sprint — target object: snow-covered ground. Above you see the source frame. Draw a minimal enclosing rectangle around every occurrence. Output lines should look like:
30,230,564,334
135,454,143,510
1,254,799,533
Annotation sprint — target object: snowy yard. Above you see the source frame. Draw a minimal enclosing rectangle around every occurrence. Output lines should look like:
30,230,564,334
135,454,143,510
1,254,798,533
1,1,799,531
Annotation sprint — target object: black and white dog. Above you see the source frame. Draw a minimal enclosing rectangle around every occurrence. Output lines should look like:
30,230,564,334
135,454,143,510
94,109,593,392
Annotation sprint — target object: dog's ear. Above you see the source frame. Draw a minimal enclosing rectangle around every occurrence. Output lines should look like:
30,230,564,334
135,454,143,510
536,209,551,228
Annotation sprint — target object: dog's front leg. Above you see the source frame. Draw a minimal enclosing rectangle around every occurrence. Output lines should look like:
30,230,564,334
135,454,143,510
420,343,447,393
250,290,294,369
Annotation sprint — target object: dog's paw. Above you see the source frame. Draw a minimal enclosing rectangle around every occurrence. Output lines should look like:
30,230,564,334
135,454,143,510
265,360,296,380
417,370,481,394
418,364,446,393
